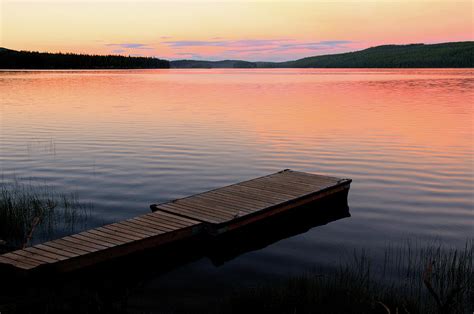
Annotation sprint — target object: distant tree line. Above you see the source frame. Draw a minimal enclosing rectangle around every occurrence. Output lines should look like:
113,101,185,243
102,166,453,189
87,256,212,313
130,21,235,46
0,48,169,69
171,42,474,68
1,41,472,69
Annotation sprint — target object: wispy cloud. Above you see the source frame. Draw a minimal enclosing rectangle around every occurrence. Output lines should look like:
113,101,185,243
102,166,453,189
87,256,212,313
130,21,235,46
163,39,352,48
106,43,154,50
104,39,357,61
162,38,356,61
163,40,227,47
175,52,206,59
111,49,126,54
162,39,292,48
319,40,353,45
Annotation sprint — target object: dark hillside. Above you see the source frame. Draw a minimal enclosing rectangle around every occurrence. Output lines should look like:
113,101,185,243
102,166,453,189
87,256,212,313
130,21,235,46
275,42,474,68
0,49,169,69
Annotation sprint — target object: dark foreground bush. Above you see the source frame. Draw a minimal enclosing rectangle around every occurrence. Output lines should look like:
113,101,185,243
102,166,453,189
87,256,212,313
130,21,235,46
213,242,473,314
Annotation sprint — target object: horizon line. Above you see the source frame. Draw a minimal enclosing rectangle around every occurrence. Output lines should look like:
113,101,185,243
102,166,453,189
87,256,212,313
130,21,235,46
2,40,473,63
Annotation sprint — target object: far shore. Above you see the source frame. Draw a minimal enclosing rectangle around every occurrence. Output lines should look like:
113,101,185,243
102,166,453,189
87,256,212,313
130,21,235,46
1,41,473,69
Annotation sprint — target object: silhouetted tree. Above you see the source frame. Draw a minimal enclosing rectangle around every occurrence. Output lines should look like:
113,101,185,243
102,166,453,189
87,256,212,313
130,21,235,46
0,49,170,69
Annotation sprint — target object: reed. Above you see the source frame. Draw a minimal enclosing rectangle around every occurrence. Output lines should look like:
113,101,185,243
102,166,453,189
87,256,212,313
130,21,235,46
214,241,473,314
0,181,91,250
0,240,471,313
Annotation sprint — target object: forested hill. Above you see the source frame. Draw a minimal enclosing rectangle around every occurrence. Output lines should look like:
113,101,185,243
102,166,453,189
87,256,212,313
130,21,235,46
0,48,170,69
273,42,474,68
171,42,474,68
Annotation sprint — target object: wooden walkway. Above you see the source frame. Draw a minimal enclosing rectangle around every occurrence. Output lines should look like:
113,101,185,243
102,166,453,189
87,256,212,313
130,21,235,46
0,170,351,274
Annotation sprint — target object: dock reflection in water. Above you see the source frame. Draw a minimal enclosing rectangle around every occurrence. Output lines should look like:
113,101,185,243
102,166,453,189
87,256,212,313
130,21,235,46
208,195,350,266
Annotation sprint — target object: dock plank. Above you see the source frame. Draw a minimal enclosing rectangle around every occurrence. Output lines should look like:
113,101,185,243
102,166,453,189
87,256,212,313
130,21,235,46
172,196,245,216
7,250,56,264
23,247,69,261
79,231,125,246
70,234,115,248
221,184,293,203
153,204,221,223
54,239,99,253
149,210,201,225
61,236,110,251
250,177,328,192
167,201,237,219
2,252,46,267
143,210,197,228
104,223,155,238
131,217,175,232
238,181,307,197
206,190,274,207
188,194,257,213
0,255,38,270
87,229,134,244
119,220,166,235
46,241,91,255
35,244,79,258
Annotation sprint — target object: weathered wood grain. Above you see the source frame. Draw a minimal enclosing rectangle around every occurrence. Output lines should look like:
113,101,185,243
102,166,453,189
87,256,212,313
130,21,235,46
0,169,351,274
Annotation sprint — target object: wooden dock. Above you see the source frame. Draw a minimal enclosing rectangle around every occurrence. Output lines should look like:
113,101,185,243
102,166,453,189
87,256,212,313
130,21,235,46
0,170,351,274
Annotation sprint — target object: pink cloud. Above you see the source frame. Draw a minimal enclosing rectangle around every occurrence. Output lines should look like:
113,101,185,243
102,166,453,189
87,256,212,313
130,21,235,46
161,39,359,61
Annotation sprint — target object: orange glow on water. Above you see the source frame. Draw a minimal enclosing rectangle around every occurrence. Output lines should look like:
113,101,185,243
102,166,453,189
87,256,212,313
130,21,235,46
1,69,473,245
1,69,472,153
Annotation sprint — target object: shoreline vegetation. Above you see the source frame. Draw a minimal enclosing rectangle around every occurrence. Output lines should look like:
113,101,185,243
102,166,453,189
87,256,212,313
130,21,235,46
0,182,472,313
0,241,471,313
0,181,91,251
0,48,170,69
210,241,473,314
1,41,472,69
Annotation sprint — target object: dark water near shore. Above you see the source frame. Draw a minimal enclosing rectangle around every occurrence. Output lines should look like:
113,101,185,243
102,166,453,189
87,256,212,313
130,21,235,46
1,69,473,305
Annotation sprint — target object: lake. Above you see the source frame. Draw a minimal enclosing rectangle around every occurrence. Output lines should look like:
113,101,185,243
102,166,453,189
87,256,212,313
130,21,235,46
1,69,473,306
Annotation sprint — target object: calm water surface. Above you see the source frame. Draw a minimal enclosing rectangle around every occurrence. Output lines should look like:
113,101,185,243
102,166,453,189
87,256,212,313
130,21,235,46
1,69,473,301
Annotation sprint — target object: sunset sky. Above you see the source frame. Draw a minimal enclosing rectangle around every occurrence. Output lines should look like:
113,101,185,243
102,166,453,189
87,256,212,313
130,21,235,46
1,0,473,61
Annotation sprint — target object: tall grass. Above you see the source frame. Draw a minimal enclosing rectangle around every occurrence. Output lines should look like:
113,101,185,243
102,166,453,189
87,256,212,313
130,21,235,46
0,239,471,313
0,181,91,250
214,241,473,314
378,240,474,313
